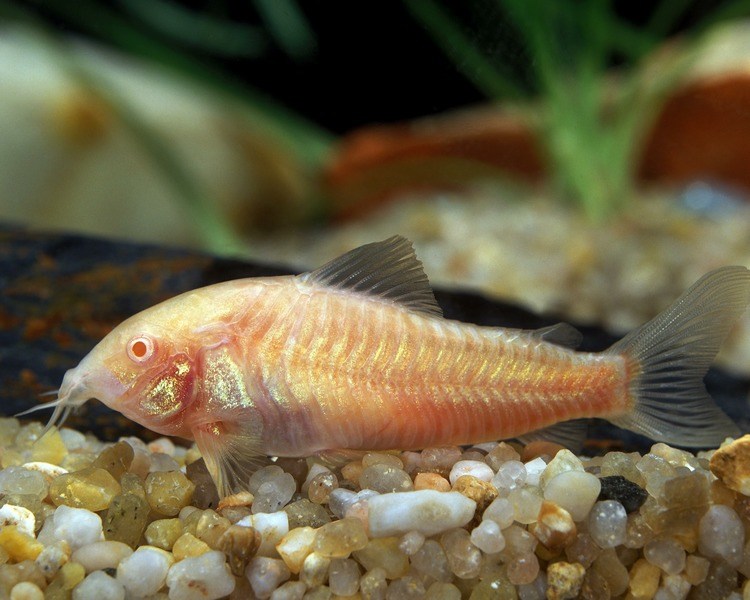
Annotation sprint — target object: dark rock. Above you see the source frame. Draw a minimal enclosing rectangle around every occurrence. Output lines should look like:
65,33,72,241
597,475,648,513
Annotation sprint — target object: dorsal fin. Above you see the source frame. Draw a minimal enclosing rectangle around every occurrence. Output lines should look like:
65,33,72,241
533,322,583,349
299,235,443,317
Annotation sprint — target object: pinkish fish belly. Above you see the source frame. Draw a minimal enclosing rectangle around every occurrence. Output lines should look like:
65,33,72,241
231,280,629,456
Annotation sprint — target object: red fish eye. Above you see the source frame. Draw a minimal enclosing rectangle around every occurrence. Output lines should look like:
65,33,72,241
127,336,155,363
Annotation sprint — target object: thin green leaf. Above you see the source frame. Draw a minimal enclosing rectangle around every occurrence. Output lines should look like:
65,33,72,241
253,0,317,61
646,0,694,37
404,0,525,100
118,0,268,58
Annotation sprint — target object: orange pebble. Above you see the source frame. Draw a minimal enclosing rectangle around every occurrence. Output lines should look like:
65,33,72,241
414,472,451,492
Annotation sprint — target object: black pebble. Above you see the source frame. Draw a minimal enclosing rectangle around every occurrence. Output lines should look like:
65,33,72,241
597,475,648,513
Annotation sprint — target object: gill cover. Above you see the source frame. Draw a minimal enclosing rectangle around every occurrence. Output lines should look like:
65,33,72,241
137,352,195,423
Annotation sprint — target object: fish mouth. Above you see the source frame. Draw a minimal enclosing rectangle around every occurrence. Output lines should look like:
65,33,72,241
16,360,125,433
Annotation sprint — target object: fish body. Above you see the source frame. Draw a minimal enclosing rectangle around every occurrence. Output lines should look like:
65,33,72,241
37,237,749,495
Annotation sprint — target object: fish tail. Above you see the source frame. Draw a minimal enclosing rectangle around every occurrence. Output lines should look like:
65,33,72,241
606,266,750,447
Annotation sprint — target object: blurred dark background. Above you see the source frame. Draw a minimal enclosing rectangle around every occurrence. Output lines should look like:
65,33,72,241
8,1,730,134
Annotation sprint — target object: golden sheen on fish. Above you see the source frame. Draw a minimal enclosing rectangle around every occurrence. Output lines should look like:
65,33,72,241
29,237,750,496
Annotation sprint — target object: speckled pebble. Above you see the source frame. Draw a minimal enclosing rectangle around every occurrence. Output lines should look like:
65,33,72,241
0,504,36,537
546,561,585,600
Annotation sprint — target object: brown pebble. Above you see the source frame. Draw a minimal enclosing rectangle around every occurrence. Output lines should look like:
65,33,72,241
185,458,220,510
710,435,750,495
219,524,261,576
546,561,585,600
90,441,134,481
628,558,660,599
217,491,254,511
579,568,610,600
451,475,497,514
531,501,577,554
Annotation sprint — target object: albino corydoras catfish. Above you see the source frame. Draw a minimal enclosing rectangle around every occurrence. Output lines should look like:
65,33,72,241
29,236,749,496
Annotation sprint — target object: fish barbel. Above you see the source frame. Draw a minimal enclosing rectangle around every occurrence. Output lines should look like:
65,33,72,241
28,236,749,495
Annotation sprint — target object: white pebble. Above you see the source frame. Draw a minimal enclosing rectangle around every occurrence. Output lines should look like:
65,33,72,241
50,505,104,550
539,449,584,489
470,519,505,554
398,530,426,555
21,462,68,481
246,556,291,599
492,460,527,492
237,511,290,556
698,504,745,567
9,582,44,600
73,571,125,600
482,496,515,529
509,486,543,525
59,428,87,450
368,490,476,537
248,466,296,514
328,488,357,519
587,501,627,548
148,437,176,456
0,504,35,536
117,546,173,597
0,466,47,498
72,541,133,573
523,457,547,487
654,573,691,600
644,539,686,575
328,557,361,596
448,460,494,485
166,550,235,600
543,471,601,521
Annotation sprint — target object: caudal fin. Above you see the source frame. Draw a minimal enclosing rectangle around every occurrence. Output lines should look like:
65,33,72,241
607,266,750,447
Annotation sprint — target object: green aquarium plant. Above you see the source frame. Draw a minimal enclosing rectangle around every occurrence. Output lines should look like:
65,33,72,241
406,0,750,221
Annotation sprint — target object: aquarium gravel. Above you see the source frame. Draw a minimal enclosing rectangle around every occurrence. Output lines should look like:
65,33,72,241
1,419,750,599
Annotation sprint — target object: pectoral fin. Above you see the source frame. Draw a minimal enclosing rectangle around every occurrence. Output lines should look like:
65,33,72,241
192,421,264,497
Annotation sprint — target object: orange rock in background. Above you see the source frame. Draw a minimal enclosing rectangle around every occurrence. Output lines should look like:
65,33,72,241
324,108,544,219
639,73,750,191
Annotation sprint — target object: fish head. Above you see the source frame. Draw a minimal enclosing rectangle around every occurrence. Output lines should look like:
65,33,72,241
50,304,200,436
